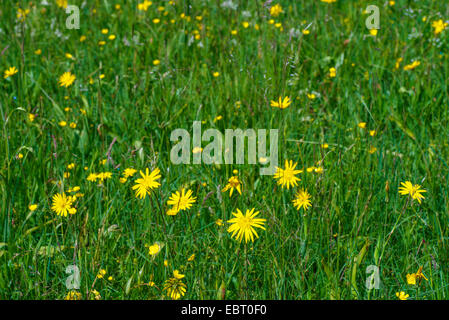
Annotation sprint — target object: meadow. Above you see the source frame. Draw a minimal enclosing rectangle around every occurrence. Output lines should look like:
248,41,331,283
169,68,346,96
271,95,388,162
1,0,449,300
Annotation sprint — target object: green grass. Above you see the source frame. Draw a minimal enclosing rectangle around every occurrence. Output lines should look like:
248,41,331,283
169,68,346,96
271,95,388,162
1,0,449,300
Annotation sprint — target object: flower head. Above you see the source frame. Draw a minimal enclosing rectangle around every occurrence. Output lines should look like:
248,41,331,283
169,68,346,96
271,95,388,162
227,208,266,243
167,188,196,212
399,181,426,203
148,243,161,256
269,4,283,17
274,160,302,189
292,189,312,211
65,290,81,300
432,19,448,35
396,291,409,300
403,61,420,71
163,277,187,300
222,176,242,197
270,96,291,109
406,273,416,285
132,168,161,199
51,193,76,217
4,67,18,79
58,72,76,87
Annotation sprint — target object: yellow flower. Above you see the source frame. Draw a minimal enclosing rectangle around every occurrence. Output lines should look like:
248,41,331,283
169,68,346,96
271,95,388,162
369,29,378,36
270,96,291,109
216,219,223,226
87,173,98,182
28,204,38,211
101,28,109,34
415,266,428,281
137,0,152,11
399,181,426,203
109,34,116,40
269,4,283,17
166,207,179,216
227,208,266,243
123,168,137,178
28,113,35,122
432,19,448,35
274,160,302,189
242,21,249,28
34,49,42,55
329,67,337,78
4,67,18,79
17,8,30,22
403,61,420,71
406,273,416,285
97,172,112,181
222,176,242,197
58,72,76,87
51,193,75,217
307,93,316,100
96,269,106,279
173,270,185,279
91,289,101,300
80,35,87,42
292,189,312,211
132,168,161,199
396,291,409,300
369,146,377,154
59,121,67,127
321,0,337,3
65,290,81,300
167,188,196,211
148,243,161,256
369,130,376,136
163,277,187,300
302,29,310,35
153,18,160,24
358,122,366,129
213,72,220,77
187,254,195,262
56,0,68,8
153,59,160,66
